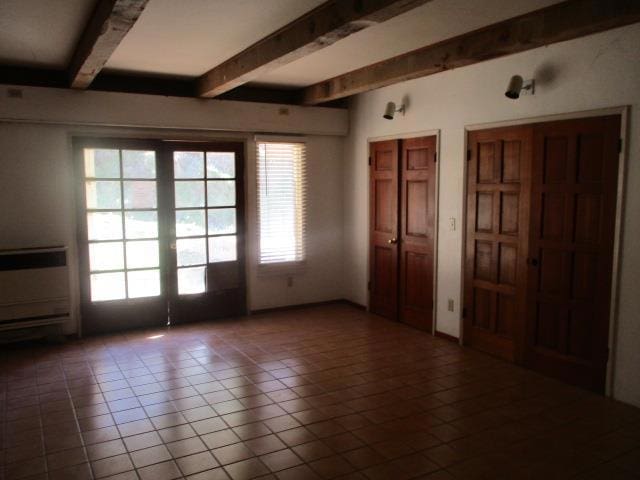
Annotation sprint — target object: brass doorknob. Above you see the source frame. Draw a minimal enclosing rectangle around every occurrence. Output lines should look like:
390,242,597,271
388,238,397,244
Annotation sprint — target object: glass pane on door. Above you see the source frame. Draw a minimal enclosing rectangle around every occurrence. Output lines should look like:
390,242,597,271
176,210,206,237
86,181,121,209
173,150,238,295
125,211,158,239
83,148,161,302
207,152,235,178
177,267,206,295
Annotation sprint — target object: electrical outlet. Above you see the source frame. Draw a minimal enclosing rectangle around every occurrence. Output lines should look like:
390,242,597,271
447,299,454,312
449,217,456,231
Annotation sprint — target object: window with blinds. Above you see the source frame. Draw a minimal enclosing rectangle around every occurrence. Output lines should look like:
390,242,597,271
256,141,307,269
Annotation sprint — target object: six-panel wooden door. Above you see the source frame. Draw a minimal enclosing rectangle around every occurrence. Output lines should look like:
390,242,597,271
369,140,400,320
400,137,437,331
369,136,436,330
465,126,532,362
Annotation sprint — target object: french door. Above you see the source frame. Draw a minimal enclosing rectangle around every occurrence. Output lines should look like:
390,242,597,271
75,138,246,335
165,142,246,324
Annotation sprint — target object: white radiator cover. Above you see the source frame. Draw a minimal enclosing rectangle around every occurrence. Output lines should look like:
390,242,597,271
0,247,70,331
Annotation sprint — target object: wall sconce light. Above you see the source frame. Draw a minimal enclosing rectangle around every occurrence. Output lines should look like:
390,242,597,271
505,75,535,99
383,101,405,120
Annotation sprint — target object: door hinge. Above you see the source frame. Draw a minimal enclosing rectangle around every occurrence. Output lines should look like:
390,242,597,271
466,149,471,161
367,281,371,291
618,138,623,154
433,152,437,162
368,156,372,166
462,307,467,318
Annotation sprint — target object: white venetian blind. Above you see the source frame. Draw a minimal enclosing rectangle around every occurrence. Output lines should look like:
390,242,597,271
257,141,307,266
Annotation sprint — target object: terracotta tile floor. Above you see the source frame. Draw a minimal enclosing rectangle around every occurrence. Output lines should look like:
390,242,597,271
1,303,639,480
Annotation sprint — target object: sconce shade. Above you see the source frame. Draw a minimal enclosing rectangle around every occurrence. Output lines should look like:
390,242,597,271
384,102,396,120
505,75,524,99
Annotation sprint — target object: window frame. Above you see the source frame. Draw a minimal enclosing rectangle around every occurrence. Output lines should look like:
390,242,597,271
255,137,308,276
171,149,240,295
78,140,164,304
74,137,248,334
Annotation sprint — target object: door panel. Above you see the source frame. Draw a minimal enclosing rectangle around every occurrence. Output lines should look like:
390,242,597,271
400,136,436,330
75,138,168,335
525,116,620,392
369,140,399,320
166,143,246,324
374,180,394,232
464,127,532,362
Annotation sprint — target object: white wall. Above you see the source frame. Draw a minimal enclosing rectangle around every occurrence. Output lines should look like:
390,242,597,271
0,125,81,333
342,24,640,407
246,136,344,310
0,89,346,334
0,86,348,136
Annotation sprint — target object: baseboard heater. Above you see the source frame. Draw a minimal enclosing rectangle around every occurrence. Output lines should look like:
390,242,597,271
0,246,70,335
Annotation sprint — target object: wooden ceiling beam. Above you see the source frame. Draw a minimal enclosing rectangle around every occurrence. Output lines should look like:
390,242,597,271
196,0,433,98
68,0,149,89
301,0,640,105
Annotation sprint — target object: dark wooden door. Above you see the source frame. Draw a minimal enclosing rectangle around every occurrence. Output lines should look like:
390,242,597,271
399,136,437,331
369,140,399,320
464,126,532,362
165,142,247,324
525,116,620,392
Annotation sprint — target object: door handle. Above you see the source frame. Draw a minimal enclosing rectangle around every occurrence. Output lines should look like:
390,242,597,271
387,238,398,244
528,258,539,267
170,243,176,250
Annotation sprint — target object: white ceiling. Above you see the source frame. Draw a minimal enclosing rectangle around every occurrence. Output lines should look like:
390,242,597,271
105,0,328,77
1,0,564,90
0,0,97,68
